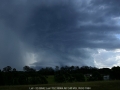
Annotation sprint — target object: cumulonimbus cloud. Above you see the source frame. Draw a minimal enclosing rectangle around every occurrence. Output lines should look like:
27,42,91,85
0,0,120,70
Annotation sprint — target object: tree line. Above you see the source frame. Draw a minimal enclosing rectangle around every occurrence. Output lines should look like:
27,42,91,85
0,65,120,85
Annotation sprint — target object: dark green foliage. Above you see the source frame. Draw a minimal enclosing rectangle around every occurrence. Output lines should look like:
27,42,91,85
0,71,4,85
73,73,85,82
92,71,103,81
39,67,54,75
39,76,48,84
3,66,12,72
54,66,85,83
111,66,120,80
18,74,27,85
64,72,75,82
99,68,111,75
54,73,66,83
0,65,120,86
0,66,49,85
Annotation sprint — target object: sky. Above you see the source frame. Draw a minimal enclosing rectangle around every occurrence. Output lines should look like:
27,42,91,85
0,0,120,70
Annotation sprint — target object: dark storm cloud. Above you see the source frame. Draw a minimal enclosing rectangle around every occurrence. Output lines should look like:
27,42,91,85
0,23,26,70
0,0,120,70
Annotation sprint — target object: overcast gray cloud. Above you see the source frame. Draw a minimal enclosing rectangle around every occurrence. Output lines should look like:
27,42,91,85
0,0,120,70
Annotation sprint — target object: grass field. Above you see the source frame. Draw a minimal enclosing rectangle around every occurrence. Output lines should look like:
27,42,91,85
0,80,120,90
47,75,55,84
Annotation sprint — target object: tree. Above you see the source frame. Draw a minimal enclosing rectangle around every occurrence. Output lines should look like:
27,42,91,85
12,68,19,85
73,73,85,82
55,66,59,71
3,66,12,72
99,68,111,75
18,74,27,85
2,66,13,85
111,66,120,80
54,73,66,83
92,71,103,81
23,66,30,72
0,71,4,85
13,68,17,72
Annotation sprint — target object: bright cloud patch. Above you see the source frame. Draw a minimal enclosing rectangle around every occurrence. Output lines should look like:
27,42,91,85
93,49,120,68
115,34,120,39
25,52,37,67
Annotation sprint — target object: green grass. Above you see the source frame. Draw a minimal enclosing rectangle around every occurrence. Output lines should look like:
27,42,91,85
47,75,55,84
0,80,120,90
